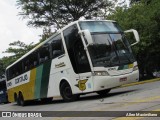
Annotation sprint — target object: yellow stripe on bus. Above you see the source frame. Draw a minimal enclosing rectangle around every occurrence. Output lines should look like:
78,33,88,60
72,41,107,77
7,68,37,102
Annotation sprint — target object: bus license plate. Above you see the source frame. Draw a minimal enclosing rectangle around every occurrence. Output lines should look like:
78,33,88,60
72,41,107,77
119,77,127,82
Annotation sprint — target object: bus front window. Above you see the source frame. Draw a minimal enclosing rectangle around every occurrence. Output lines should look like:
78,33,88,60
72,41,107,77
79,21,135,67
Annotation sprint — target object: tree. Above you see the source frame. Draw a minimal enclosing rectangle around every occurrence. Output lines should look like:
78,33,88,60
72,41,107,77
108,0,160,79
130,0,140,4
0,60,5,76
0,40,36,76
3,40,35,59
39,27,53,42
16,0,113,29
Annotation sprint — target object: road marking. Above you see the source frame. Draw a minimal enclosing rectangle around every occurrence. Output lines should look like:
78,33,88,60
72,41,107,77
112,117,142,120
52,96,160,120
53,117,69,120
133,96,160,103
95,95,160,111
52,79,160,120
121,78,160,88
153,109,160,111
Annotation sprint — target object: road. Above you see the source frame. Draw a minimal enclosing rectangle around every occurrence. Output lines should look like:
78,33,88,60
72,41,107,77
0,79,160,120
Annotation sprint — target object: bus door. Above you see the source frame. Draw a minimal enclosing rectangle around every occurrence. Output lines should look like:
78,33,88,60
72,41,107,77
63,24,93,93
73,35,94,93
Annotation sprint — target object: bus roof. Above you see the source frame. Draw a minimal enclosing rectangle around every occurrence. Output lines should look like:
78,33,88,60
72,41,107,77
6,19,116,70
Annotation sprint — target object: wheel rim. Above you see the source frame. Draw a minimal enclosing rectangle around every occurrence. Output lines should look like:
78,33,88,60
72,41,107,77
63,86,72,99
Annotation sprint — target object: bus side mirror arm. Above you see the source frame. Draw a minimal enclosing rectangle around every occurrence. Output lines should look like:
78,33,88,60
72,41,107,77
124,29,140,46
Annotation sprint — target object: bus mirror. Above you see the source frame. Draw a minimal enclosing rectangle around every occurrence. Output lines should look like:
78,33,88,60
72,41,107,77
124,29,140,46
79,30,93,46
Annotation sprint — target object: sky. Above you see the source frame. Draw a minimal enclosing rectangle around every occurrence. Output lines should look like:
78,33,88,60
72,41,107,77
0,0,42,58
0,0,130,59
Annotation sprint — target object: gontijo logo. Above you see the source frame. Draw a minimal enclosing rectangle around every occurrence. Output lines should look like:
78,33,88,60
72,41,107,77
6,71,30,89
15,74,28,84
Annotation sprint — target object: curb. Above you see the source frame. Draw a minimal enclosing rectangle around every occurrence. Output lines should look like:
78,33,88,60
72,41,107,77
121,78,160,88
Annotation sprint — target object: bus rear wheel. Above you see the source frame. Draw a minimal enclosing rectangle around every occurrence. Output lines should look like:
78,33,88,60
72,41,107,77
14,93,18,103
96,89,111,97
17,92,26,106
60,82,79,102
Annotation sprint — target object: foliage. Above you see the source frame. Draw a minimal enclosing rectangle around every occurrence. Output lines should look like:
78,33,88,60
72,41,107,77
39,27,53,42
1,0,160,81
0,60,5,76
108,0,160,79
0,0,115,76
16,0,113,29
130,0,151,5
3,40,35,59
0,41,36,76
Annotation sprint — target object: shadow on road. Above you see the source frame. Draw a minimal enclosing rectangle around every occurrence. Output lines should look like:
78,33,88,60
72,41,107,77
78,89,138,101
12,89,138,107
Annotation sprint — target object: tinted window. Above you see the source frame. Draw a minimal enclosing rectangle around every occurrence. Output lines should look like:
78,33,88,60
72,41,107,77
79,21,122,33
7,61,23,80
63,24,91,73
49,34,64,59
39,44,50,63
23,51,39,71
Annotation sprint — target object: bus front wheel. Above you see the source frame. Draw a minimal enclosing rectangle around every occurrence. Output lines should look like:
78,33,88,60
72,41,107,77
60,82,79,102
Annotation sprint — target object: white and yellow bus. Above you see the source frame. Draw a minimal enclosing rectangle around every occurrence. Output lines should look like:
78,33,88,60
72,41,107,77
6,20,140,106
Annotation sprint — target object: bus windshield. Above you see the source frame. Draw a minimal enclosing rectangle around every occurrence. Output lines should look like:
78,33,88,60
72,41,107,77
79,21,135,67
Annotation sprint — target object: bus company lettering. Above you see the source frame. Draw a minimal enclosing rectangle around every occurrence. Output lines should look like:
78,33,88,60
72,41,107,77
15,74,28,84
7,82,12,88
7,72,30,89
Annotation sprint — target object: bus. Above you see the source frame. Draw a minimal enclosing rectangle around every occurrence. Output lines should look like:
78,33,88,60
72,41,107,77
5,20,140,106
0,76,8,104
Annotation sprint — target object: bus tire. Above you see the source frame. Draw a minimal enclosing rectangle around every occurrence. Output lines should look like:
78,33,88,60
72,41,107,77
14,93,18,103
60,82,78,102
18,92,26,106
96,89,111,97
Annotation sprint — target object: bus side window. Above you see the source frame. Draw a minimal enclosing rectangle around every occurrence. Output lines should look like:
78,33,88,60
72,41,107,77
6,70,9,80
8,68,13,80
29,51,39,68
39,44,50,63
63,24,91,74
51,34,64,59
24,59,29,71
10,62,23,78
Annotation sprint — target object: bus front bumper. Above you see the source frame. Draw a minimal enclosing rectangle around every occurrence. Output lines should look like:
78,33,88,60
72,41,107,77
92,70,139,91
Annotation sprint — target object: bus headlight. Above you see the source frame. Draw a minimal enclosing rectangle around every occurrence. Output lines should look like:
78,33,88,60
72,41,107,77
93,71,109,76
133,65,138,71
